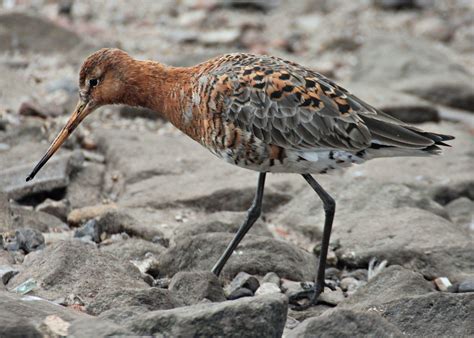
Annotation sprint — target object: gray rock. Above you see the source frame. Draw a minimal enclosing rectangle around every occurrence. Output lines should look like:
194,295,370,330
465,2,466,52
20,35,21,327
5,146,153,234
158,233,316,281
2,228,45,253
333,208,470,272
126,294,288,337
458,278,474,293
169,271,226,306
353,34,474,112
35,198,70,222
0,266,19,284
0,290,88,338
0,12,94,56
7,240,148,303
227,287,254,300
0,150,82,201
68,318,133,338
262,272,281,286
10,206,68,232
381,292,474,336
66,162,105,209
445,197,474,231
0,250,14,265
340,265,434,310
98,306,149,324
87,287,180,316
100,237,165,261
225,271,260,297
96,210,165,241
288,309,403,338
255,282,282,296
74,219,101,243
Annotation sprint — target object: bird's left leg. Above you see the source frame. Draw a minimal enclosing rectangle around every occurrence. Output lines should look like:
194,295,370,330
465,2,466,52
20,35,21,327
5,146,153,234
211,172,266,276
291,173,336,308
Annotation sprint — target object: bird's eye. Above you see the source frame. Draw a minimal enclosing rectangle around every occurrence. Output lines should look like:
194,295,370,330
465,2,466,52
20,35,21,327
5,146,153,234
89,78,99,88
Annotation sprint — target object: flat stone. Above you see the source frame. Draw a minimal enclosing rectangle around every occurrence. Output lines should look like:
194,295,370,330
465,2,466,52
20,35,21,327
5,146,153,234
169,271,226,306
126,294,288,337
10,206,68,232
381,292,474,336
0,151,82,201
35,198,70,222
333,208,470,272
340,265,434,310
7,240,148,303
87,287,180,316
287,308,403,338
158,233,316,281
67,318,133,338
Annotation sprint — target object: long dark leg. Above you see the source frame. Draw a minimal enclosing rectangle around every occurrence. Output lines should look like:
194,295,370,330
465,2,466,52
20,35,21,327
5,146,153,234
211,172,266,276
302,173,336,304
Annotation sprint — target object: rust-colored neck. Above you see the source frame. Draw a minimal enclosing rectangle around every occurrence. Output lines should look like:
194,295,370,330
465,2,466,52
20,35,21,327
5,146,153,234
120,59,194,130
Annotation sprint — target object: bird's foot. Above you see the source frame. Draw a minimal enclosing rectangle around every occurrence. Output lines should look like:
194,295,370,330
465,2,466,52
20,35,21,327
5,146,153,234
288,280,335,311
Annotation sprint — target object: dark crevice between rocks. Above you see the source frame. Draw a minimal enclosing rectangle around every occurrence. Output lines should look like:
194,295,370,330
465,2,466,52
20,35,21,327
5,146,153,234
15,187,67,207
432,181,474,205
179,188,292,213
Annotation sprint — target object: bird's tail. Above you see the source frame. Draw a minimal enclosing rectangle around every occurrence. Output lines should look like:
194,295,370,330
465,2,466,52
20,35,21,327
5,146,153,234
359,113,454,158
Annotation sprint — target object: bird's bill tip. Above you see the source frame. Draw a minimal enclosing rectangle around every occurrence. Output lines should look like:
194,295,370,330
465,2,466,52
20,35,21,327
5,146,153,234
25,100,91,181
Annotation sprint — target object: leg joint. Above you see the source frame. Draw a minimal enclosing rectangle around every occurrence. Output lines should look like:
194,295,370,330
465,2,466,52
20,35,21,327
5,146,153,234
323,196,336,213
247,203,261,221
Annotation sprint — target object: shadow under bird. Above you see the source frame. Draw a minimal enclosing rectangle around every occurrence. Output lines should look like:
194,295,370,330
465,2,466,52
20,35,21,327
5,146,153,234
26,48,454,308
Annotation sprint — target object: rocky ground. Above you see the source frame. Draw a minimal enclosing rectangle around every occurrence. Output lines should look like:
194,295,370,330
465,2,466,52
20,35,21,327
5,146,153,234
1,0,473,337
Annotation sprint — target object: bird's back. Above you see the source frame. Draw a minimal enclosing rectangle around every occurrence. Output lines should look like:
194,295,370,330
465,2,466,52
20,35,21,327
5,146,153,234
190,53,453,174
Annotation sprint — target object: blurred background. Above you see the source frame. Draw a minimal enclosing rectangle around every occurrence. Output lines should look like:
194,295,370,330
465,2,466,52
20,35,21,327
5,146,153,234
0,1,473,336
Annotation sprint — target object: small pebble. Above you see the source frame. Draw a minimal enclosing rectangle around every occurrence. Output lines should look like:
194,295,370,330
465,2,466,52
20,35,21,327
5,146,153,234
227,287,253,300
74,219,101,243
0,266,19,285
154,277,171,288
255,282,281,296
434,277,452,292
225,272,260,296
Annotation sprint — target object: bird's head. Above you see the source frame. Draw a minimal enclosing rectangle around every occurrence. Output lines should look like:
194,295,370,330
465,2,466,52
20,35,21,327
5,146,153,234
26,48,132,181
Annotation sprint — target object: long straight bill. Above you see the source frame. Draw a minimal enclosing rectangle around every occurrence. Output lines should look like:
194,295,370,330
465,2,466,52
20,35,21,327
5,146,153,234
26,100,91,181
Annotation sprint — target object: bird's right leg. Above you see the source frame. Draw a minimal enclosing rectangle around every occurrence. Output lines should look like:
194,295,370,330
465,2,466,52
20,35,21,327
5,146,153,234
211,172,266,276
290,173,336,309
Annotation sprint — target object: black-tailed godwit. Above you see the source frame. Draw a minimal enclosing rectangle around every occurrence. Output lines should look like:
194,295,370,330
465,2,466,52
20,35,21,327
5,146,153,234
26,49,454,307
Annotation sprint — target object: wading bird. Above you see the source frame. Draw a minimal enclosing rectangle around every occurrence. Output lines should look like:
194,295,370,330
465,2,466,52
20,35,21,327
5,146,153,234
26,49,453,307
